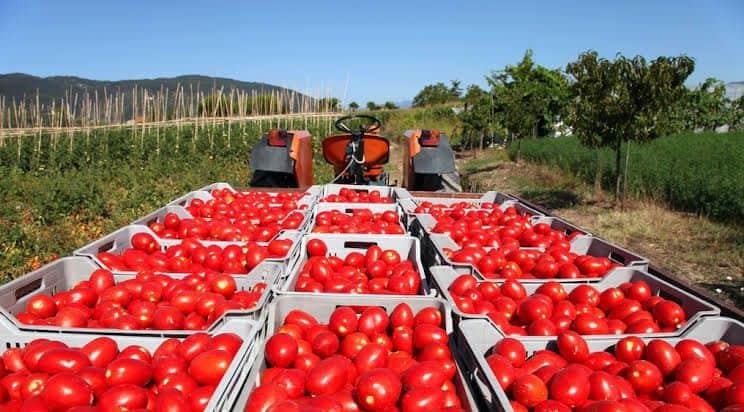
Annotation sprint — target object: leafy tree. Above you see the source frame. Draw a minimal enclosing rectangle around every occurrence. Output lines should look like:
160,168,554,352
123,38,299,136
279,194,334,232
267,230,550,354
458,85,497,150
487,50,570,160
383,101,398,110
366,101,380,111
672,78,731,131
449,80,463,100
565,51,694,203
348,101,359,111
412,82,454,107
731,95,744,131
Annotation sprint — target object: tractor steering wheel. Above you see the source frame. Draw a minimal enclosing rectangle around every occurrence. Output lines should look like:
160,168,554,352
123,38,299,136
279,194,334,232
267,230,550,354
334,115,382,134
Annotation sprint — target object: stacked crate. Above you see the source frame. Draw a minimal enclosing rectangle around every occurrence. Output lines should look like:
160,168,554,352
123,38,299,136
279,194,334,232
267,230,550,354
1,182,739,411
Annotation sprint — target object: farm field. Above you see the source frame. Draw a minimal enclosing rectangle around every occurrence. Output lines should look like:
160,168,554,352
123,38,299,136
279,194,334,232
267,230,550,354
509,132,744,222
460,148,744,304
0,116,337,280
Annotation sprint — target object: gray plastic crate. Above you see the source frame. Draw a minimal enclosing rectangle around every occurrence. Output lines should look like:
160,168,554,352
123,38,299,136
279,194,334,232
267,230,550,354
74,225,303,277
0,310,259,412
399,191,517,214
458,316,744,411
167,188,316,212
277,233,433,296
530,215,592,237
132,204,193,226
0,256,283,335
133,204,314,238
228,294,481,411
168,190,214,208
197,182,236,192
427,233,648,282
308,202,406,235
430,265,720,339
321,183,398,200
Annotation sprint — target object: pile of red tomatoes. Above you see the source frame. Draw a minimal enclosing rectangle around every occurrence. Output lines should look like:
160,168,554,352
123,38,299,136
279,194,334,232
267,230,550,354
321,188,394,203
0,332,242,411
148,210,306,242
441,245,616,280
312,209,405,235
194,188,310,219
293,239,422,295
96,233,293,274
486,331,744,412
430,208,580,250
17,268,266,330
447,274,688,336
244,303,463,412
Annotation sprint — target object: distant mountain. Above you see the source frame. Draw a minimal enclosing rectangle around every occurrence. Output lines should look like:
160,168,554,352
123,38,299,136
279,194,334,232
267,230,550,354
0,73,297,104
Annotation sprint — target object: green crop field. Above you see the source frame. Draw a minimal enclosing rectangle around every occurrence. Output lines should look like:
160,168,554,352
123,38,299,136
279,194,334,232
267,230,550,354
0,117,337,279
509,131,744,222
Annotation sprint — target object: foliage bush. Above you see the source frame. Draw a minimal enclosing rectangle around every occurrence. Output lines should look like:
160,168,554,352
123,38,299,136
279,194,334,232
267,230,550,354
508,132,744,222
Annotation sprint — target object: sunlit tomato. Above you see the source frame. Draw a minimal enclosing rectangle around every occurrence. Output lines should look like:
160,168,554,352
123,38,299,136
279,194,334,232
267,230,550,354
512,374,548,407
26,295,58,318
355,368,402,411
624,360,663,394
492,338,527,368
306,239,327,257
189,349,232,385
675,359,714,393
305,356,349,396
98,384,149,411
81,337,119,368
549,365,591,407
265,333,298,368
40,373,93,410
328,307,358,337
557,331,590,363
37,348,91,374
105,358,152,386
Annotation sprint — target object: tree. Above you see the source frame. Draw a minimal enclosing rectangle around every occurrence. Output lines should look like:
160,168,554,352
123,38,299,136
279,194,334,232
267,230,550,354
458,85,497,151
487,50,570,160
348,101,359,111
383,101,398,110
565,51,694,204
366,101,380,111
449,80,463,100
412,82,454,107
673,78,730,131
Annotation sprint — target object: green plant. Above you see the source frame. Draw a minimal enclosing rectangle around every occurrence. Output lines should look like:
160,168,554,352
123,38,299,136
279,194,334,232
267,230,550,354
565,51,695,202
508,132,744,222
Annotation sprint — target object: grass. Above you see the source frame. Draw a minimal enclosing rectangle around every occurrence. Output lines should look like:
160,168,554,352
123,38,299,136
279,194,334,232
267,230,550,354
510,132,744,222
460,148,744,304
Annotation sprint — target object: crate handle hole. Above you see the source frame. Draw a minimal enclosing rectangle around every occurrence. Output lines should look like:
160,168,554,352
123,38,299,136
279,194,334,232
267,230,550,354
97,240,115,254
15,278,43,300
343,241,378,249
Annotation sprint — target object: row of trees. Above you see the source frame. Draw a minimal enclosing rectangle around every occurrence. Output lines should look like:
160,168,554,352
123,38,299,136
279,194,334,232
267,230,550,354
348,101,398,111
414,50,744,204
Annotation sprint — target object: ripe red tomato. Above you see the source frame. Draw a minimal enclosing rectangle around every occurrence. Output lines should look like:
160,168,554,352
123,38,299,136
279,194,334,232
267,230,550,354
512,374,549,407
81,337,119,368
557,331,590,363
306,239,327,257
37,348,92,374
624,360,663,394
189,349,232,385
305,356,349,396
265,334,299,368
40,373,93,410
492,338,527,367
549,365,591,407
355,368,402,411
105,358,152,386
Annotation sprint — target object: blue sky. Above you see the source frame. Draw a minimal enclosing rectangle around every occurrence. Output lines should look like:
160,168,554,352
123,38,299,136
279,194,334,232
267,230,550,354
0,0,742,103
